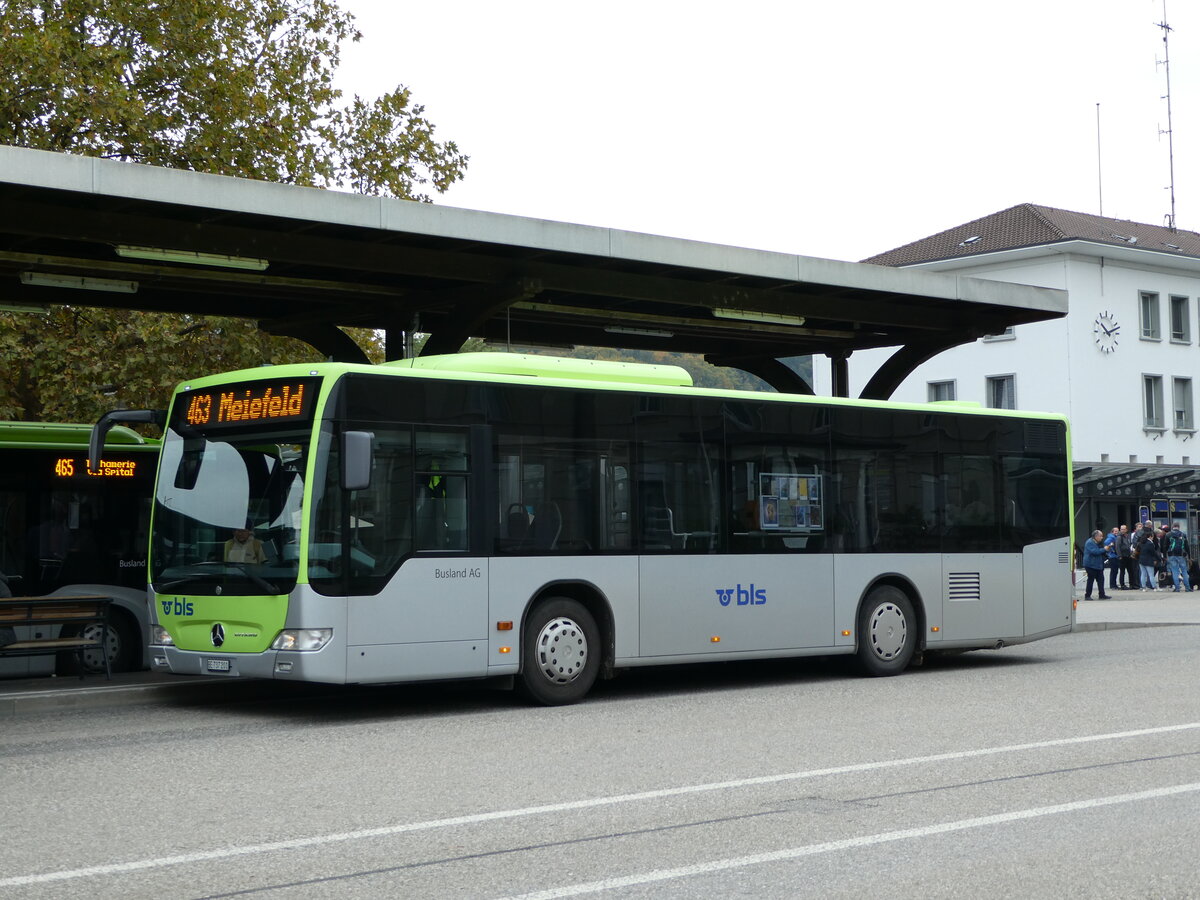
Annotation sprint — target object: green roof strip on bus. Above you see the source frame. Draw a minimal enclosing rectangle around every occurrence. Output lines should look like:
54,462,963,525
0,420,153,446
389,352,694,388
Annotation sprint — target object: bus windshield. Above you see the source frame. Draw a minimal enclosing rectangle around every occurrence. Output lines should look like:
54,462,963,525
151,427,309,596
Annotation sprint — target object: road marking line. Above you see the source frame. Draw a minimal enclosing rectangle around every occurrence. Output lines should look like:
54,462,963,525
2,721,1197,887
497,781,1200,900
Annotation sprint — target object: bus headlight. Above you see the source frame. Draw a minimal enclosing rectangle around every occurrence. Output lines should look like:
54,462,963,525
150,624,174,646
271,629,332,652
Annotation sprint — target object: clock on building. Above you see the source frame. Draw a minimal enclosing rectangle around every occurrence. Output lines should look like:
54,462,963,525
1093,310,1120,353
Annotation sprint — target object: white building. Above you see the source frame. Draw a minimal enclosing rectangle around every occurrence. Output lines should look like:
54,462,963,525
816,204,1200,537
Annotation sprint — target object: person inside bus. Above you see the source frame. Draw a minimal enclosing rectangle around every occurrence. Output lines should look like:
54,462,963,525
224,525,266,565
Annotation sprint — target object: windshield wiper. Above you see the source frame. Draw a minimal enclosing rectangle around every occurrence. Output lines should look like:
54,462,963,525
225,564,281,595
156,564,280,595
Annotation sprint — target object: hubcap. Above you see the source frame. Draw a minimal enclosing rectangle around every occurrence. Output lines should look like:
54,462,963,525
79,622,120,671
534,616,588,684
868,602,907,660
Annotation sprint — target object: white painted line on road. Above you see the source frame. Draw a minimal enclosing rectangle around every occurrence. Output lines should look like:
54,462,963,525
2,720,1197,887
497,780,1200,900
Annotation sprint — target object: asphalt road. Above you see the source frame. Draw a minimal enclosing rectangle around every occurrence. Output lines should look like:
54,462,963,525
2,625,1199,899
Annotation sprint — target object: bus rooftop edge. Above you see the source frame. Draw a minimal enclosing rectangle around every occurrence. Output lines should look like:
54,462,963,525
390,352,694,388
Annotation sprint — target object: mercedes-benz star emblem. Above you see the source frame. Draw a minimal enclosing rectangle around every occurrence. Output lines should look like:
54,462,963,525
211,623,225,647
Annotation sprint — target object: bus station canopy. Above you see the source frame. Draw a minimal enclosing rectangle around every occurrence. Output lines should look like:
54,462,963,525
0,145,1066,398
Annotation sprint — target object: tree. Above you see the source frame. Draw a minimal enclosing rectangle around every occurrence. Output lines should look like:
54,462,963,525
0,0,467,198
0,308,384,421
0,0,466,422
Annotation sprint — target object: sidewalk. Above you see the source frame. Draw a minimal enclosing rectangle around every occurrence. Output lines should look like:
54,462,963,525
1072,569,1200,631
4,584,1199,718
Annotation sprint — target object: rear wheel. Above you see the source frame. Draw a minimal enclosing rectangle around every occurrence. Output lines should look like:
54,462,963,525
518,598,600,706
856,586,916,676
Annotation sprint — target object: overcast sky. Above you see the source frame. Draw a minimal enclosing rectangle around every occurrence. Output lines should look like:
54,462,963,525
335,0,1197,262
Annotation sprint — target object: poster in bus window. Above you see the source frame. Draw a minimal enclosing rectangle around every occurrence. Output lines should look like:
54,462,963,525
759,472,823,533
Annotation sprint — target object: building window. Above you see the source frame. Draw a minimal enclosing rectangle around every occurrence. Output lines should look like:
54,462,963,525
927,380,957,402
986,374,1015,410
1144,375,1165,430
1170,295,1191,343
1173,377,1194,431
1140,291,1161,340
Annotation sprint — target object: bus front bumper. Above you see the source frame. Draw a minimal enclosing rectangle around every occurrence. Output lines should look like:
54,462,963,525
150,644,343,682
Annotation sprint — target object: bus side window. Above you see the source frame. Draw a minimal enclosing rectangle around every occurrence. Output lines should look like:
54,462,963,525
414,429,470,552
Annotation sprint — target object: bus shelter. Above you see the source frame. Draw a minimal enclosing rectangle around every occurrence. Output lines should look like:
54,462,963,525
0,145,1065,398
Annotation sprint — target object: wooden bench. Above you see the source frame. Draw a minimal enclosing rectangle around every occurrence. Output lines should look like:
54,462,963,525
0,596,113,679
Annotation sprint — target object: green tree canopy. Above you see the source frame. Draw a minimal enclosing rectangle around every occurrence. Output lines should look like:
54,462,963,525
0,309,383,421
0,0,467,198
0,0,465,422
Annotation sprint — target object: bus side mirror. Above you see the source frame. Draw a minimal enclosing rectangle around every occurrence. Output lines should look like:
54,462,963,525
341,431,374,491
89,408,166,475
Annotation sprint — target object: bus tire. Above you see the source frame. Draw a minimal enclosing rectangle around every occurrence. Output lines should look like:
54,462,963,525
856,586,916,676
518,598,599,706
58,609,139,675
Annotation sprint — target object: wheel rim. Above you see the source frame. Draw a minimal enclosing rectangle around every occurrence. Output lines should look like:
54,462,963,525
534,616,589,685
78,621,119,671
867,602,907,661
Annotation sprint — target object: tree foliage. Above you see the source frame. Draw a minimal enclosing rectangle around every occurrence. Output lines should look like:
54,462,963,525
0,0,465,423
0,309,383,421
0,0,467,198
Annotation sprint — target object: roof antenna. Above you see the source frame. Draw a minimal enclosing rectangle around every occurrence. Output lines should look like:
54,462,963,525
1156,0,1177,231
1095,102,1103,217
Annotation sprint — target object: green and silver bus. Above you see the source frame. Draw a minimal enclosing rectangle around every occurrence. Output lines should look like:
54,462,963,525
0,422,157,676
135,353,1072,704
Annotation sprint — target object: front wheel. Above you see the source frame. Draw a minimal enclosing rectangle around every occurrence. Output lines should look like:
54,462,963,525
518,598,600,706
58,612,140,674
856,586,917,676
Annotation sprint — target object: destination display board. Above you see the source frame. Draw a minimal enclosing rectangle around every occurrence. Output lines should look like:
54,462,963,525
172,377,321,432
53,455,142,479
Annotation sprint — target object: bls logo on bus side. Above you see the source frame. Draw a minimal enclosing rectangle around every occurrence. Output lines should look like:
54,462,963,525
716,584,767,607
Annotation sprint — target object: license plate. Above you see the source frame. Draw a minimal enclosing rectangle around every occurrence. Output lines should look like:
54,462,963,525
206,658,231,672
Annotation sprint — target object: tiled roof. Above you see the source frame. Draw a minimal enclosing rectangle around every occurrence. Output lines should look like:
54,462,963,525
862,203,1200,266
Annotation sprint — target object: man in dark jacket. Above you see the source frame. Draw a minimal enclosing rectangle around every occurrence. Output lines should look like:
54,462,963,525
1082,530,1111,600
1116,524,1134,589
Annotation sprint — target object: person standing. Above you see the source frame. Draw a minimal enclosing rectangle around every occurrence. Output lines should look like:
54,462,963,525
1159,524,1173,588
1082,530,1111,600
1135,524,1161,591
1103,526,1121,591
1116,524,1133,589
1127,522,1142,589
1165,521,1191,592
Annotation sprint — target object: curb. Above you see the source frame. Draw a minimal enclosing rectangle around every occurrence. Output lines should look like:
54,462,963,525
1072,621,1200,633
0,677,228,718
0,676,348,719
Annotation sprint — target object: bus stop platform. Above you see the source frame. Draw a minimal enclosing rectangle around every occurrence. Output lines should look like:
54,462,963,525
3,588,1199,718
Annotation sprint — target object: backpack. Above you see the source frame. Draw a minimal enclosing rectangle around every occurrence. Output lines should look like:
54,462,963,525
1168,531,1186,555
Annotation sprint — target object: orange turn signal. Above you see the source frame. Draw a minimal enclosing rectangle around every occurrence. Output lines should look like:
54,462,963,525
499,646,511,654
497,621,513,631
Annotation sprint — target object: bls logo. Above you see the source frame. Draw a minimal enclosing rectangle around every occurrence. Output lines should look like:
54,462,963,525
160,598,194,617
715,584,767,606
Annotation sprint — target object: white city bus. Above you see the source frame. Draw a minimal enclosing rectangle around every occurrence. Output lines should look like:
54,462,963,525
133,353,1073,704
